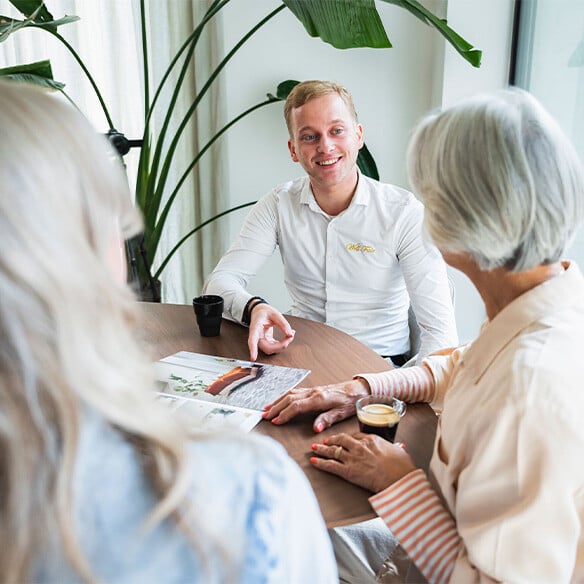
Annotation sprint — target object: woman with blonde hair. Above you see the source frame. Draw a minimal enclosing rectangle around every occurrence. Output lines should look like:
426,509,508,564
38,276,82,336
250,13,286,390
0,80,336,583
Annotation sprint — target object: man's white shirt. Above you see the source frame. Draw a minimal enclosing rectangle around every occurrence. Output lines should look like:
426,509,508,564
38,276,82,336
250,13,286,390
204,172,458,361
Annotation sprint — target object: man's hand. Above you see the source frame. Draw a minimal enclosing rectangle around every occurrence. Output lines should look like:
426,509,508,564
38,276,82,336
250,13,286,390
262,378,370,432
309,432,417,493
248,304,295,361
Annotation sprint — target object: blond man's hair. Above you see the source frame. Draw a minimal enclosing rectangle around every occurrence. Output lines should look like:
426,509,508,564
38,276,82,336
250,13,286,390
284,80,358,136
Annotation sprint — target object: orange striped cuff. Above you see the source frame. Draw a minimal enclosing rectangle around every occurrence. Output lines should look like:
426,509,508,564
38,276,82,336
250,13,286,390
369,469,460,584
354,365,435,402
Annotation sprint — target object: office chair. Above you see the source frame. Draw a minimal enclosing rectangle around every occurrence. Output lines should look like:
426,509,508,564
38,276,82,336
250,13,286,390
402,277,455,368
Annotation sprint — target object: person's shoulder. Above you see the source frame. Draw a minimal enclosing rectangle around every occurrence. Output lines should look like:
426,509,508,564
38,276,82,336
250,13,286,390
187,431,302,492
362,174,421,209
198,430,290,459
493,312,584,429
185,432,335,583
185,432,311,546
360,175,423,228
268,175,309,201
252,177,309,216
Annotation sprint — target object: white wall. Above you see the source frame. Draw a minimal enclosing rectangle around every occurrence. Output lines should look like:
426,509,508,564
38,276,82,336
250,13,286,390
218,0,516,344
438,0,516,342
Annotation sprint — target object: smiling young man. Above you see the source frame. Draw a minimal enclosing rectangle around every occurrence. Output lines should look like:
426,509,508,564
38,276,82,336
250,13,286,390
203,80,458,363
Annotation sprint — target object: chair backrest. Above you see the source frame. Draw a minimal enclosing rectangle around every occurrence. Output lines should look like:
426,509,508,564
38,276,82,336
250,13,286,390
402,276,455,367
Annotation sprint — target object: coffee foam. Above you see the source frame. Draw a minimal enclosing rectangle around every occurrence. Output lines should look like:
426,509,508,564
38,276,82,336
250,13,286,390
357,403,401,427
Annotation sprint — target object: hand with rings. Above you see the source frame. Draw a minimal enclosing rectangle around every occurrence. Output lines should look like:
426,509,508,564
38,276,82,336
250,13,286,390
310,432,417,493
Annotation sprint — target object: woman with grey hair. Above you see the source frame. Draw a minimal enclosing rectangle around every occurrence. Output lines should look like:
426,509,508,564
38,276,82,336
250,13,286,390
265,88,584,582
0,80,337,583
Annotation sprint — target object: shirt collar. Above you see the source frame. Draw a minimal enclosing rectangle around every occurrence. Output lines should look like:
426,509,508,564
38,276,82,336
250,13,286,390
462,261,584,383
351,170,370,206
300,169,370,211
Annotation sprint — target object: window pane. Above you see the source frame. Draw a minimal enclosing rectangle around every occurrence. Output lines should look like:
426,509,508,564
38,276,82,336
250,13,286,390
514,0,584,263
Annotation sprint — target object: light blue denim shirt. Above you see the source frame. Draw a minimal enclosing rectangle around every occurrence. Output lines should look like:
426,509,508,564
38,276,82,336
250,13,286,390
34,412,337,583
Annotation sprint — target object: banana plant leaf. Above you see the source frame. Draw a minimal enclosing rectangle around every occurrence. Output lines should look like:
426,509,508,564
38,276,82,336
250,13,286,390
357,143,380,180
283,0,481,67
8,0,54,22
380,0,482,67
0,59,64,90
0,0,78,42
283,0,390,49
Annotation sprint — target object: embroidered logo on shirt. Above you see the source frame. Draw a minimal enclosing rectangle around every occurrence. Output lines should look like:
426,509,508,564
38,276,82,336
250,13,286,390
345,243,376,253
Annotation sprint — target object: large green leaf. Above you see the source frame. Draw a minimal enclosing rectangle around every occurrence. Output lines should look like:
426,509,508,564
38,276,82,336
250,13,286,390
0,72,64,89
8,0,53,22
0,14,30,41
380,0,481,67
283,0,391,49
275,79,300,100
0,59,64,90
0,13,78,42
357,143,379,180
283,0,481,68
5,0,56,34
0,58,51,77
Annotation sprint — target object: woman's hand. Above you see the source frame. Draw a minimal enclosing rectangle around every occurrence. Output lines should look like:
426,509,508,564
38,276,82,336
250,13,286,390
310,432,417,493
263,379,371,432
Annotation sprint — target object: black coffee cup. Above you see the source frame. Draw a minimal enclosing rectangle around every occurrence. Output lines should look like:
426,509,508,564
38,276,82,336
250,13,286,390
192,295,224,337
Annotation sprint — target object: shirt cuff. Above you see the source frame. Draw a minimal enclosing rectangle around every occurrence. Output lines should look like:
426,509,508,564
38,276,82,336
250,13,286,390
233,293,256,324
352,372,389,396
353,366,435,402
369,469,460,584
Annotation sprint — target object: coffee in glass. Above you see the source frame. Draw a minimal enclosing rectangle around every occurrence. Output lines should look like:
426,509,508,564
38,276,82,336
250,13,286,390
356,396,406,442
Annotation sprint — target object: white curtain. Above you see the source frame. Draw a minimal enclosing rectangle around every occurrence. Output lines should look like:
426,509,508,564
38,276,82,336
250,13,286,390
0,0,229,303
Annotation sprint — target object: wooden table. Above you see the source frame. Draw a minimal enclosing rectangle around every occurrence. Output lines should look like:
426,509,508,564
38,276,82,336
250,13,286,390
136,302,438,528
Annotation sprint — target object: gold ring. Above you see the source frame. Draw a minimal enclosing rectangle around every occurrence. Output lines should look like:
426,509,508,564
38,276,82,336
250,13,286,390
333,445,343,460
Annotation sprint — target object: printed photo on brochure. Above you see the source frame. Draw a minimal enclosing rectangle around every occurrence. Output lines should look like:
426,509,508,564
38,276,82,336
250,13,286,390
155,351,310,432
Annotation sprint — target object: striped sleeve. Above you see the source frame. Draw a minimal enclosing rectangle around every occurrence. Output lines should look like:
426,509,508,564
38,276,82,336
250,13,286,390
369,469,460,584
354,365,435,403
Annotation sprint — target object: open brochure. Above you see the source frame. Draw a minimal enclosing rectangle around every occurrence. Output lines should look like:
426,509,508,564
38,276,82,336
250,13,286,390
155,351,310,433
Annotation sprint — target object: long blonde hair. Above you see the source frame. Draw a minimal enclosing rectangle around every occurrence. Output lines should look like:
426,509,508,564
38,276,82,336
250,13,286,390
0,81,196,582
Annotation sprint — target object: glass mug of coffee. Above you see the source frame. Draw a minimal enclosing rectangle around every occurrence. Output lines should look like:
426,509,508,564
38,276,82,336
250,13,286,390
355,395,406,442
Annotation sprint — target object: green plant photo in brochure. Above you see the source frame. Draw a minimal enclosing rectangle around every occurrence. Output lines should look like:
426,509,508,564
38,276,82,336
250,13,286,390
0,0,481,301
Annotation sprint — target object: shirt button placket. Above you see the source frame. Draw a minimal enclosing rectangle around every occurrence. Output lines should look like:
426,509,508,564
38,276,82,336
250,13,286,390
325,221,336,325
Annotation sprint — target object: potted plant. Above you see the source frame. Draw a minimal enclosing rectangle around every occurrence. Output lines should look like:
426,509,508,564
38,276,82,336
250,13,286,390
0,0,481,301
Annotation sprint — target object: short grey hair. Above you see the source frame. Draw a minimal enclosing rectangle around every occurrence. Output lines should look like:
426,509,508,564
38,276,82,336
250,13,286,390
407,88,584,271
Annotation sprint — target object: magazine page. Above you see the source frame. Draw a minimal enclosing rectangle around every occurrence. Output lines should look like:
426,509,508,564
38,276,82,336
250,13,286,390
157,392,262,433
154,351,310,432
